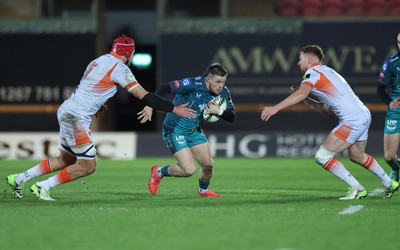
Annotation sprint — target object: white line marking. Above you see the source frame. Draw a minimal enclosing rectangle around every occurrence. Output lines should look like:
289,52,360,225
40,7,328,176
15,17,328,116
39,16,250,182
339,205,364,215
368,188,384,196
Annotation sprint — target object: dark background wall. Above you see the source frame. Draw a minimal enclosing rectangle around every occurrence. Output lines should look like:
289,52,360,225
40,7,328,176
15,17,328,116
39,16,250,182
0,0,399,134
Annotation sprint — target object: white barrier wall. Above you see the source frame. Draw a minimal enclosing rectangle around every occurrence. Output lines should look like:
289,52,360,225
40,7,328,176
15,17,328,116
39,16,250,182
0,132,136,160
0,131,384,160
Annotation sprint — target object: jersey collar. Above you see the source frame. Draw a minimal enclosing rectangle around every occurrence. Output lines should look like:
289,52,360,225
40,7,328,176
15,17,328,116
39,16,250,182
310,62,321,67
110,51,123,61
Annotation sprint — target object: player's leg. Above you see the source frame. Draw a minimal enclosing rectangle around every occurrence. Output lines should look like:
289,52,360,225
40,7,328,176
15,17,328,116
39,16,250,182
383,133,400,181
192,143,213,181
348,140,398,198
30,111,96,201
31,143,96,201
383,111,400,181
316,131,366,200
148,148,196,195
6,138,77,199
148,129,197,195
191,142,221,198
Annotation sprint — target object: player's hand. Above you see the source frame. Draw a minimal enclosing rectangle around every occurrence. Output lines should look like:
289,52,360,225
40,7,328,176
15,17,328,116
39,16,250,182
137,106,154,123
173,103,196,119
207,102,221,115
389,97,400,110
261,106,278,121
94,105,108,118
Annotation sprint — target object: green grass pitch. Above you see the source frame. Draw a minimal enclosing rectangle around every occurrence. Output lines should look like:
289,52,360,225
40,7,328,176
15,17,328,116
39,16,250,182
1,158,399,250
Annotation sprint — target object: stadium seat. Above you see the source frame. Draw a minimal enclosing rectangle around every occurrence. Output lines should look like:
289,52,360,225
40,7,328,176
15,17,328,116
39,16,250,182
345,0,365,16
322,0,344,17
301,0,322,17
388,0,400,15
279,0,300,17
366,0,387,16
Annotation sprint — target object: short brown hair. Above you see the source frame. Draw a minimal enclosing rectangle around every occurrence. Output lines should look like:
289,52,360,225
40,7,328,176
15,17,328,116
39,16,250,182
299,45,325,61
203,63,228,77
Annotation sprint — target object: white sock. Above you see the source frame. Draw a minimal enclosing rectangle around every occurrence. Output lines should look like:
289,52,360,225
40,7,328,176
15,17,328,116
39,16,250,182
15,159,52,185
323,158,364,190
362,155,392,188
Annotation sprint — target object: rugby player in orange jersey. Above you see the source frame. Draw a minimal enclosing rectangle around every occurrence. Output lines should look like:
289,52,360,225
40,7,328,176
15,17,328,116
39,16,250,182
261,45,399,200
6,35,195,201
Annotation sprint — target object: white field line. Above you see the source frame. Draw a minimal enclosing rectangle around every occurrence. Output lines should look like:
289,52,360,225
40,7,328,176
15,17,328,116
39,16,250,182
368,188,384,196
339,205,364,215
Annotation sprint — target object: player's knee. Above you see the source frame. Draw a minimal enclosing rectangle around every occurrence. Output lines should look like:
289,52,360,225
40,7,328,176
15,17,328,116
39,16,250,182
384,152,397,164
348,152,365,165
200,160,214,172
73,144,97,160
78,159,97,176
86,165,96,175
315,146,336,166
182,167,196,177
183,169,196,177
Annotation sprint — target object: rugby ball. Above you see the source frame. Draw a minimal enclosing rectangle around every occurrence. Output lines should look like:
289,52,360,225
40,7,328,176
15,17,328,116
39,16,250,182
203,96,227,123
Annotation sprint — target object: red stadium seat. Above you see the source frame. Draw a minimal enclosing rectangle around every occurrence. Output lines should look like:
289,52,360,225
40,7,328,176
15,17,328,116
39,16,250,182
388,0,400,15
366,0,387,16
301,0,322,17
322,0,344,16
345,0,365,16
280,0,300,17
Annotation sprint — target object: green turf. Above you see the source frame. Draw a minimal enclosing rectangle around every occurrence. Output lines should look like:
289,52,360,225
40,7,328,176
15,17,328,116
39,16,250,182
1,158,399,250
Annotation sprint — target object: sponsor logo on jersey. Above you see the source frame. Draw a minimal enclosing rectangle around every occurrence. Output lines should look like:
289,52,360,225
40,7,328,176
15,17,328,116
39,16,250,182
387,119,397,126
382,62,388,70
379,72,385,79
173,80,180,88
386,125,396,131
196,93,202,98
199,103,206,111
175,135,186,145
182,78,190,86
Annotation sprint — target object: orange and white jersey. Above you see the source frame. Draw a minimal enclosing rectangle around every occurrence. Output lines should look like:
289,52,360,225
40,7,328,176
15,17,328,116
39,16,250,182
61,51,139,117
301,62,369,124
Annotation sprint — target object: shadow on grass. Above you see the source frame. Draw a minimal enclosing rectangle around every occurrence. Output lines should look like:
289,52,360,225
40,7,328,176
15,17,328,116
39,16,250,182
2,187,397,209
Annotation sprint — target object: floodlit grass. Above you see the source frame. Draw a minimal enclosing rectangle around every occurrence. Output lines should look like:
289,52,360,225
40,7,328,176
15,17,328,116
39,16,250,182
1,158,399,250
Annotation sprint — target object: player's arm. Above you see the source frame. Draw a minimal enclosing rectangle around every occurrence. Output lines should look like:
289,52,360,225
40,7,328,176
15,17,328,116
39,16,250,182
377,62,399,110
378,83,400,110
220,109,235,122
137,82,182,123
290,85,330,115
278,84,311,108
261,84,312,121
207,102,235,122
301,96,330,115
129,84,194,119
220,92,235,122
377,83,391,106
154,82,172,97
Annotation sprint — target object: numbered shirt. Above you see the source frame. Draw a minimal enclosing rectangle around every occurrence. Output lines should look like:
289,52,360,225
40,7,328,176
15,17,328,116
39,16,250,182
163,76,234,134
61,52,138,117
378,51,400,101
301,62,369,123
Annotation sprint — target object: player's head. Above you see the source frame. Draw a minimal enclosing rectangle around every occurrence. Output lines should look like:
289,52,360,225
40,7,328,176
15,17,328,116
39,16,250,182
111,35,135,65
203,63,228,78
203,63,228,95
298,45,324,73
